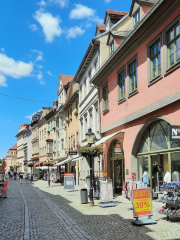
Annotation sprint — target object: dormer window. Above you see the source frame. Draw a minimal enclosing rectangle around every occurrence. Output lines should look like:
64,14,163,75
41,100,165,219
109,41,115,56
134,9,140,25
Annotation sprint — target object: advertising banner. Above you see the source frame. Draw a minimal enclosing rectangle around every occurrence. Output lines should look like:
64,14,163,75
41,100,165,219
132,188,152,217
64,173,75,190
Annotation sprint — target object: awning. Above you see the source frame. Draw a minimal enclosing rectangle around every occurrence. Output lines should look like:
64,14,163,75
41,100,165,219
72,157,83,162
92,130,124,146
55,155,80,166
34,161,44,166
36,166,57,170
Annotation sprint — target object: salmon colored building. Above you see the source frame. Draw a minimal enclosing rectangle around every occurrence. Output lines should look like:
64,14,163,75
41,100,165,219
6,144,17,171
92,0,180,195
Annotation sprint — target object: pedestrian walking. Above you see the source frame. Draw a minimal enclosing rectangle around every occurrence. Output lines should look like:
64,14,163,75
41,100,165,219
25,173,29,183
14,171,16,180
19,172,23,184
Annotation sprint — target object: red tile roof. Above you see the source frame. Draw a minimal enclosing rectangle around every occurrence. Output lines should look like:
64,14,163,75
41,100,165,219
60,74,74,86
10,144,17,150
106,10,128,16
96,24,106,31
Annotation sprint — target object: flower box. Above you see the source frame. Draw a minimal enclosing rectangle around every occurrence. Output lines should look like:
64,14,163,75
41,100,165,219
71,147,73,150
77,146,103,157
74,111,78,116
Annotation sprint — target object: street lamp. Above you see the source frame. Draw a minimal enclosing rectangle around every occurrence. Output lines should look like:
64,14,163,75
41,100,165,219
47,153,51,187
85,128,95,206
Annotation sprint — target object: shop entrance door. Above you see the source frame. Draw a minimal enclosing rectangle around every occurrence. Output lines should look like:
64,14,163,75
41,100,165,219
110,159,124,194
151,153,168,194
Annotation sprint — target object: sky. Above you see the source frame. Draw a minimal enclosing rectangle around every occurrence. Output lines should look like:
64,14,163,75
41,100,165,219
0,0,132,158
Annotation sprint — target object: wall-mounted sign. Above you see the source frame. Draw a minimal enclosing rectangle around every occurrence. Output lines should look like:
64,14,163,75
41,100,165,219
169,125,180,142
132,172,136,180
64,173,75,190
69,151,77,155
132,188,152,218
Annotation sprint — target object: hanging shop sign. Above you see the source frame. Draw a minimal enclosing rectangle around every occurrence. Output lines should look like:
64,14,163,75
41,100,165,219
132,188,152,217
114,143,121,154
169,125,180,141
69,151,77,155
64,173,75,190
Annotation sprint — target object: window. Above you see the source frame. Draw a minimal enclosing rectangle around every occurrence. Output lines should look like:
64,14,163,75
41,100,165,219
85,118,87,134
109,41,114,56
102,82,109,112
128,56,138,95
81,121,83,140
164,16,180,74
61,139,64,150
117,68,126,101
167,24,180,67
89,112,93,131
94,59,98,73
147,34,162,84
151,41,161,79
84,79,86,97
134,9,140,25
80,85,82,102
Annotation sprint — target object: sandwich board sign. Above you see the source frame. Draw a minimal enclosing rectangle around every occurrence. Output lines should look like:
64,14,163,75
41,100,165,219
64,173,75,190
132,188,157,226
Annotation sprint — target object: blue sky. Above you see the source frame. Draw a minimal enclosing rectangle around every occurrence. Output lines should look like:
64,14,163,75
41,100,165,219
0,0,132,158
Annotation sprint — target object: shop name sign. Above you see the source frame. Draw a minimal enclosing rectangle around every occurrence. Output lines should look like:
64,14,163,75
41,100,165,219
69,151,77,155
132,188,152,217
169,125,180,141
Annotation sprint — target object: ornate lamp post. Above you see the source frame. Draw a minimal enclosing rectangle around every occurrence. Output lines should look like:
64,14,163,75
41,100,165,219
85,128,95,206
28,163,34,181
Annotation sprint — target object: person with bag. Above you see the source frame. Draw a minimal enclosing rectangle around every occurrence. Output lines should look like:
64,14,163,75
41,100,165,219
14,171,16,180
19,172,23,184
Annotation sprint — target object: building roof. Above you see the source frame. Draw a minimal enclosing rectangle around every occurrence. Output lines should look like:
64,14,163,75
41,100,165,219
106,10,128,16
104,10,128,24
96,24,106,31
10,144,17,150
60,74,74,86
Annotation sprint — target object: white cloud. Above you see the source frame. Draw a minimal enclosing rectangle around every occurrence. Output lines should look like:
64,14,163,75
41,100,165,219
69,4,103,25
29,24,38,31
25,115,33,120
0,53,33,79
8,120,11,122
31,49,43,62
47,71,52,76
0,74,7,87
37,73,43,79
105,0,111,3
49,0,68,8
40,80,45,85
34,10,62,42
37,65,43,69
37,0,46,6
67,26,85,39
70,4,95,19
1,48,5,52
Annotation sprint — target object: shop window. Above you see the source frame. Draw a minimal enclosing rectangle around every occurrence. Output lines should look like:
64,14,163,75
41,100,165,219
102,82,109,112
117,67,126,102
137,156,149,182
150,121,168,151
139,131,148,153
171,152,180,181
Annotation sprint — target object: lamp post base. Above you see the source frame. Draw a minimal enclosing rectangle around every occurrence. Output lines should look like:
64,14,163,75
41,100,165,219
89,201,94,206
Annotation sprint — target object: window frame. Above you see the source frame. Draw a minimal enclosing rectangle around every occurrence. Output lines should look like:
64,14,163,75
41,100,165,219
147,33,162,86
133,8,141,26
117,66,126,103
109,40,115,56
163,15,180,75
102,82,109,113
127,55,138,97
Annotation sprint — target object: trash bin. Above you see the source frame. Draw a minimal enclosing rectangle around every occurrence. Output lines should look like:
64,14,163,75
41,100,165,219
80,188,88,204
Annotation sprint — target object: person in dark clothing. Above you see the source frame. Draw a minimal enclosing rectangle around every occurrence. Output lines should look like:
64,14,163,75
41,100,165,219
14,171,16,180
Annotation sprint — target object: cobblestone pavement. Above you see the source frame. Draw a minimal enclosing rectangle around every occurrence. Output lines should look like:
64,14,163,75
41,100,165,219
1,180,180,240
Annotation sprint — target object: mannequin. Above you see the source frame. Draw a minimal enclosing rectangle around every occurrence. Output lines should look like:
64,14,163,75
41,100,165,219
172,171,180,182
143,171,149,185
164,171,171,183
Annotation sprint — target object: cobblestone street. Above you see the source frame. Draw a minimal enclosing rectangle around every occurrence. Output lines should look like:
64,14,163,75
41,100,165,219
1,180,180,240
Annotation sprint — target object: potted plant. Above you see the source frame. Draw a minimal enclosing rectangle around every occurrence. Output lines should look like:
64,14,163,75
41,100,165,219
74,111,78,116
69,116,72,121
71,147,73,150
44,161,55,166
77,145,103,157
76,144,79,148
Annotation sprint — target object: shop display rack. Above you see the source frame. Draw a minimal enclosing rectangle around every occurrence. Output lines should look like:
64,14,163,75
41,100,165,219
159,182,180,219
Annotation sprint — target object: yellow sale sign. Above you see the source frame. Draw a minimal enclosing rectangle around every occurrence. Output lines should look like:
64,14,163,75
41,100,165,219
133,188,152,217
